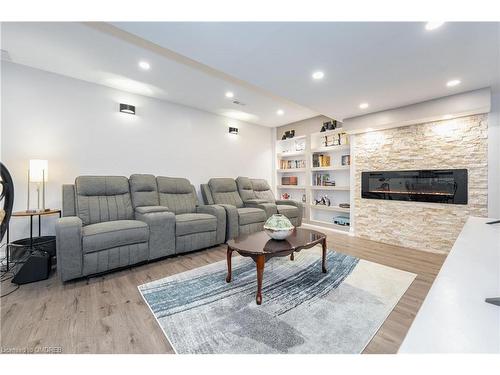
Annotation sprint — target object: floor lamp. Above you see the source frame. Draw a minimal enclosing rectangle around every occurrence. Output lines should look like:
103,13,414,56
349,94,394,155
27,159,49,212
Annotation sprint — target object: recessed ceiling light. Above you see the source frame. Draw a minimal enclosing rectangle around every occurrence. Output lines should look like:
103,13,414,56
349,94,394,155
138,61,150,70
446,79,461,87
425,22,445,31
225,91,234,98
312,71,324,80
277,109,284,116
359,103,369,109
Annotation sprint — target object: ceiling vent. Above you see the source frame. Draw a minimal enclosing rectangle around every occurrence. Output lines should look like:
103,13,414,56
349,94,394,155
1,49,12,62
232,100,246,106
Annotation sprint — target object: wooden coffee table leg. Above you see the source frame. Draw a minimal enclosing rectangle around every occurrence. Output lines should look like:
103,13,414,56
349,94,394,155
226,247,233,283
290,252,294,261
322,238,327,273
255,255,265,305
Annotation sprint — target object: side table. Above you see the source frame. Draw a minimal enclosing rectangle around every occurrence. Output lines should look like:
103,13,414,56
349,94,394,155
5,209,61,271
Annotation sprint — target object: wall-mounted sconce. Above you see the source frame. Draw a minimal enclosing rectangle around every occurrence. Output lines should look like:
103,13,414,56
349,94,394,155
229,127,239,135
120,103,136,115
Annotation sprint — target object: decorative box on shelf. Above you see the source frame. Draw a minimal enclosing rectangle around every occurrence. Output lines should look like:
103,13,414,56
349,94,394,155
281,176,298,185
334,216,350,226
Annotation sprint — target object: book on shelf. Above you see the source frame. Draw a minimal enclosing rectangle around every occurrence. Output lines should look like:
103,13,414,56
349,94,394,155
314,173,335,186
279,159,305,169
312,154,331,168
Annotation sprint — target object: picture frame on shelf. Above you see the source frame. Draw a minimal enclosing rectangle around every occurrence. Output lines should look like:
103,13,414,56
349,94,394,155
295,138,305,151
341,155,351,166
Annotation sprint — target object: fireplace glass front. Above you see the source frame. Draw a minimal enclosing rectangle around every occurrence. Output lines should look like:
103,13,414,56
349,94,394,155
361,169,468,204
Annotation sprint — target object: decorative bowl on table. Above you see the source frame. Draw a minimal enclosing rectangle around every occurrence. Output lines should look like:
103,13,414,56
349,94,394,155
263,214,295,240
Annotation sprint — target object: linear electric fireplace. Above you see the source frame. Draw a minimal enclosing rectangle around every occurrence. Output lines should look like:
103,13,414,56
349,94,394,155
361,169,468,204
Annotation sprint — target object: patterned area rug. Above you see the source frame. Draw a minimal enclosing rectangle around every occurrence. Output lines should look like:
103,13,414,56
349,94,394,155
138,247,416,353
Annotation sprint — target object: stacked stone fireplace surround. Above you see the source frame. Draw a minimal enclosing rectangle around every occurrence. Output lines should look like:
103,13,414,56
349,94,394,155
353,114,488,253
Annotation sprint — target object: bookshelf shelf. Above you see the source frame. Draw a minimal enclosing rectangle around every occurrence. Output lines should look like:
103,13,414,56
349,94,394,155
309,204,350,213
310,185,350,191
277,151,306,157
311,166,350,172
311,145,350,153
309,219,350,232
277,185,306,190
276,168,306,173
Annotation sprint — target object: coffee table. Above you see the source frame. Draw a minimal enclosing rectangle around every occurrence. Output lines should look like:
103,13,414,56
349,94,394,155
226,228,327,305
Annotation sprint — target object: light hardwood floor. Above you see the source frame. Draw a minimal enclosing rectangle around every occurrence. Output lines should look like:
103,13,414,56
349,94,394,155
0,232,446,354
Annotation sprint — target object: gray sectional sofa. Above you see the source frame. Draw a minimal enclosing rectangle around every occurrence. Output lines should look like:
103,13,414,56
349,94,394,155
236,176,303,226
56,175,226,282
201,178,267,240
56,174,300,282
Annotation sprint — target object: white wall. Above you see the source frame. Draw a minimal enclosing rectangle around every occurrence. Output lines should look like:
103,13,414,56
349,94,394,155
1,62,274,240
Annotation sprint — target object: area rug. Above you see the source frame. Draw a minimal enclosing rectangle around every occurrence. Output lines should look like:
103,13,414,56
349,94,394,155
138,247,416,354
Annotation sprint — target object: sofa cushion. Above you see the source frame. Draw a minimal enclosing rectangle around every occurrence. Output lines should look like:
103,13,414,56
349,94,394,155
75,176,133,225
129,174,159,208
277,204,299,218
157,177,198,215
236,176,256,202
237,207,267,225
251,179,276,203
175,213,217,236
208,178,244,208
82,220,149,254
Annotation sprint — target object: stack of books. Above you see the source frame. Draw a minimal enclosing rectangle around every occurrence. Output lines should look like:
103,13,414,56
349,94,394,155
314,174,335,186
312,154,331,168
280,159,306,169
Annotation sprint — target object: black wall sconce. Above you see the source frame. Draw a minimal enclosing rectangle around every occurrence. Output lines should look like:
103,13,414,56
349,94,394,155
229,127,239,135
120,103,136,115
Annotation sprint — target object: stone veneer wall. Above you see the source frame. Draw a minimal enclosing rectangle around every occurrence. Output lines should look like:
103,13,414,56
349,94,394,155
353,114,488,253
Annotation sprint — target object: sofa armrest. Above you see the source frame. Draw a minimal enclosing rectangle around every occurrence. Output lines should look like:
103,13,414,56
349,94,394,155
276,199,303,209
135,209,176,259
245,198,269,204
276,200,304,225
217,204,239,241
196,205,227,244
244,201,277,218
135,205,170,214
55,216,83,282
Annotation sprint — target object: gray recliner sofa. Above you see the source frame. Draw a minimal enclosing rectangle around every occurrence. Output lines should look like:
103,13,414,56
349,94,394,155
236,176,303,226
56,176,173,282
201,178,266,240
56,175,225,282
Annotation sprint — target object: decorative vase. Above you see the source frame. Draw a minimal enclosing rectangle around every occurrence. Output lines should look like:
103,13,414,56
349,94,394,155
263,214,295,240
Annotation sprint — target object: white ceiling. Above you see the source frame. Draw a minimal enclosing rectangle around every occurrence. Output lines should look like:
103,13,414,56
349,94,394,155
2,22,499,127
114,22,500,120
0,22,317,127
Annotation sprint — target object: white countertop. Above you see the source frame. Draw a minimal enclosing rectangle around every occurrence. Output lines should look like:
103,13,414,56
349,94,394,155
399,216,500,353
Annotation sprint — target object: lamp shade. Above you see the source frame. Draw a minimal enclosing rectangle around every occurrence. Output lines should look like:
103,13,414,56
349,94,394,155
29,159,48,182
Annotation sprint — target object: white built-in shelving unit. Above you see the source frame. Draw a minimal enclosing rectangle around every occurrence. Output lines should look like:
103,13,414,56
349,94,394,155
275,129,352,233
